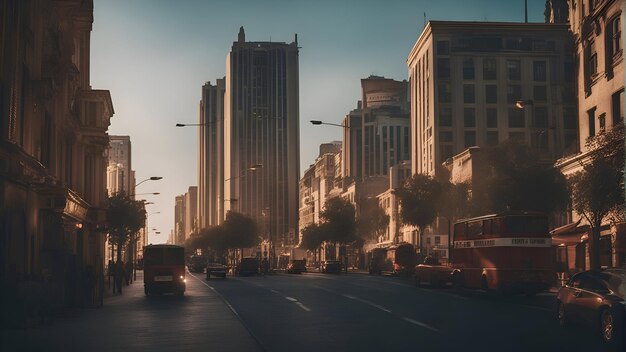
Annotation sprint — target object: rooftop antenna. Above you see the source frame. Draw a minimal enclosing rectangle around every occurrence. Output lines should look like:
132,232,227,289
524,0,528,23
423,12,426,29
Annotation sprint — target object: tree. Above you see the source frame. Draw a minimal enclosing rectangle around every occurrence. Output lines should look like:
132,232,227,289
106,193,146,262
356,198,390,242
320,197,357,244
570,138,625,270
300,223,326,251
476,140,569,215
222,211,259,249
396,173,443,254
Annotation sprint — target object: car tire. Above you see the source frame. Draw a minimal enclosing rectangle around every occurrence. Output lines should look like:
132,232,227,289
557,301,568,327
600,308,620,345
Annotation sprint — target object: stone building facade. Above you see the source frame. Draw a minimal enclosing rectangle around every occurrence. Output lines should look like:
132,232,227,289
1,0,114,324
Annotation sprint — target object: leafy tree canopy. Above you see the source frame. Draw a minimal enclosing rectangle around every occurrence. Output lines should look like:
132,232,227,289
299,223,327,251
397,173,442,229
223,211,259,249
356,198,389,241
320,197,358,244
106,193,146,246
477,140,569,214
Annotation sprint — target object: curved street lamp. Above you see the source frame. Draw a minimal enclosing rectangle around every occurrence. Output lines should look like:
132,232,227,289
135,176,163,188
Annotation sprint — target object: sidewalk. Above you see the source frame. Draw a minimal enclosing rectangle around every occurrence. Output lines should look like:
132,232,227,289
2,270,264,352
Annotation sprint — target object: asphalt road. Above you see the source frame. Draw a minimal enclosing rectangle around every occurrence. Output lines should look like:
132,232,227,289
2,270,619,352
194,270,620,352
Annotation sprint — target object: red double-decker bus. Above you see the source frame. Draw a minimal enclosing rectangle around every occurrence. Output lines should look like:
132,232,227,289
451,212,555,294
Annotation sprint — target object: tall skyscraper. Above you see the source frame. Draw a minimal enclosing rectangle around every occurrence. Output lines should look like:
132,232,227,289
224,27,300,246
198,79,225,229
107,135,134,196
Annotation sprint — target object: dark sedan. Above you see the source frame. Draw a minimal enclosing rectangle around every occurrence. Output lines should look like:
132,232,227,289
206,263,227,279
320,260,342,273
286,259,307,274
556,269,626,347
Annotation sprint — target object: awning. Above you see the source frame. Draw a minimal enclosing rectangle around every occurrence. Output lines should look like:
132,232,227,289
551,220,589,246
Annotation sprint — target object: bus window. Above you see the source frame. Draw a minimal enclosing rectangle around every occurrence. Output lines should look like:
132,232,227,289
454,223,466,240
467,220,483,239
505,216,548,235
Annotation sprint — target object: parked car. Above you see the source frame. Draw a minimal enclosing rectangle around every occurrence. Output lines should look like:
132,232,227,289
206,263,227,279
556,269,626,346
320,260,342,273
237,257,259,276
287,259,307,274
414,256,454,288
187,255,207,273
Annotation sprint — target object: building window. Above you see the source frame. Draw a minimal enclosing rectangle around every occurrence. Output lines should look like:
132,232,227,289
599,113,606,132
464,131,476,148
534,85,547,102
563,107,578,130
437,40,450,55
483,58,497,80
507,85,522,104
463,84,475,103
487,131,499,146
439,131,453,142
464,108,476,127
534,107,549,128
439,106,452,127
509,132,525,143
435,236,441,245
587,40,598,77
438,82,451,103
485,85,497,104
508,107,525,128
507,60,521,80
437,58,450,79
533,61,547,81
440,144,454,162
486,108,498,128
588,107,596,137
463,58,475,80
612,89,624,125
607,17,622,60
564,132,578,154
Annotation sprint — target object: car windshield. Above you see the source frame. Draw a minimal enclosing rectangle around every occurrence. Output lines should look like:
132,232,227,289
599,271,626,298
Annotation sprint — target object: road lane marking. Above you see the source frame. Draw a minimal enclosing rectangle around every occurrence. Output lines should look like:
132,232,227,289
342,294,392,313
295,302,312,312
403,317,441,333
285,296,298,302
270,289,280,294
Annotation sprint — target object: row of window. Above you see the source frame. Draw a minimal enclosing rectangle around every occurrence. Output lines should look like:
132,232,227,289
437,38,556,54
437,58,547,82
452,84,550,104
437,106,576,129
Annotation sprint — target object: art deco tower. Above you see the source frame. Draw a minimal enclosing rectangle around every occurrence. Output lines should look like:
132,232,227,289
224,27,300,246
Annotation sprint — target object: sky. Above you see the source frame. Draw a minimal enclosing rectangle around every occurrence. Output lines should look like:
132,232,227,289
90,0,546,244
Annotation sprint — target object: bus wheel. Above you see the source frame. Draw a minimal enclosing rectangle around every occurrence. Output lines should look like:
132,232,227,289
452,272,463,291
481,275,489,291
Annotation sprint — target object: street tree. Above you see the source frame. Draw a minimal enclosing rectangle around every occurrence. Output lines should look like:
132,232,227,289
356,197,390,242
106,193,146,262
396,173,442,254
476,140,569,215
222,211,259,249
300,223,327,265
320,197,358,244
570,124,625,270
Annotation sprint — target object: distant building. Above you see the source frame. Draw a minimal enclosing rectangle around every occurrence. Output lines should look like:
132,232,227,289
184,186,198,241
224,27,300,247
198,79,225,229
343,76,411,180
407,21,577,176
107,136,134,196
174,195,185,245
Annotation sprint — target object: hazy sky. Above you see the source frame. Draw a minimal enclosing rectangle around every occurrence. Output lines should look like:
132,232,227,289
90,0,546,244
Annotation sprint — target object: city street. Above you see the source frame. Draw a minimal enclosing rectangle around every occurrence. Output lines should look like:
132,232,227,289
3,270,618,352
